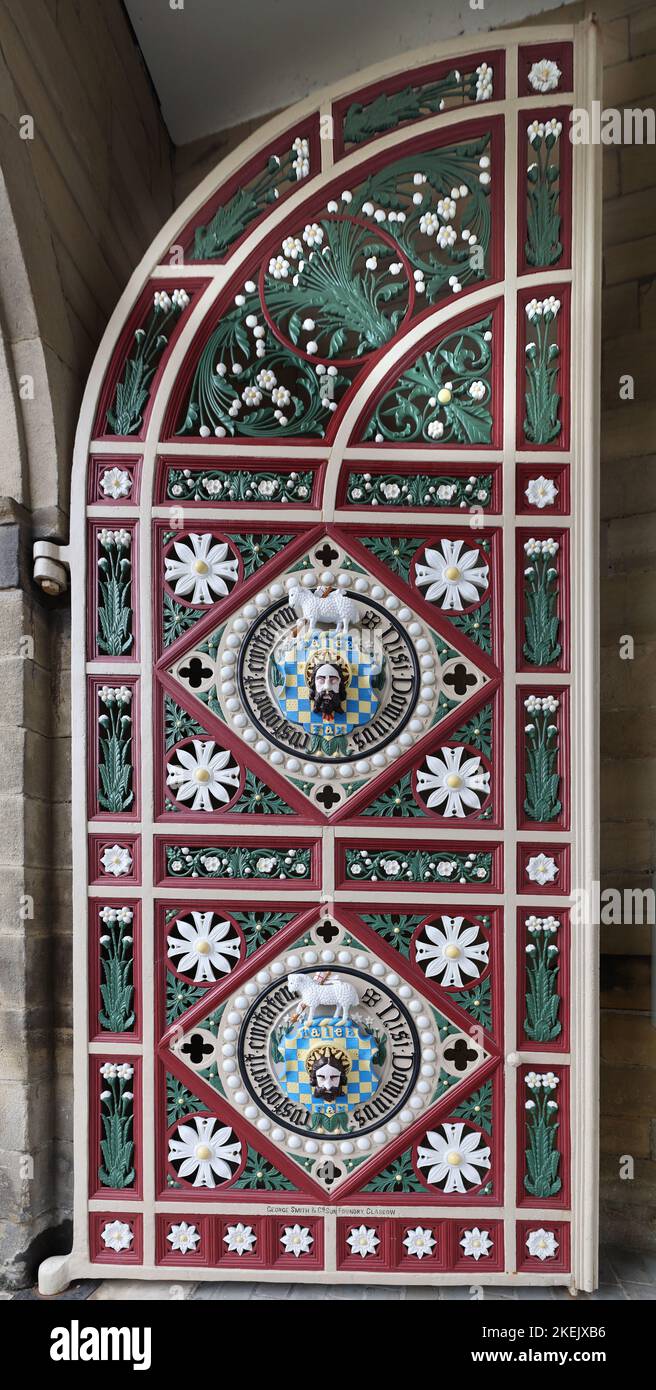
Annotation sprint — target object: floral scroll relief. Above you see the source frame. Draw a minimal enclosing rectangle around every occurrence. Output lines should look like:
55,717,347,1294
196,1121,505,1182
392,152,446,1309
342,60,494,146
364,317,493,445
191,136,311,261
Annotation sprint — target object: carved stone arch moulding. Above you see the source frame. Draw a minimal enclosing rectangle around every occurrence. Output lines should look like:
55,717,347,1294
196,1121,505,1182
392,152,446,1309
46,20,600,1294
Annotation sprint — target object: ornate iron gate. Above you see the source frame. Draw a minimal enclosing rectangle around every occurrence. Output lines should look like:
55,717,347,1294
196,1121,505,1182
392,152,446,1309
48,21,601,1292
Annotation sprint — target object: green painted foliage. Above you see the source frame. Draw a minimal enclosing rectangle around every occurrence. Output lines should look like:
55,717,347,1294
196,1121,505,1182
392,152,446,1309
364,316,493,444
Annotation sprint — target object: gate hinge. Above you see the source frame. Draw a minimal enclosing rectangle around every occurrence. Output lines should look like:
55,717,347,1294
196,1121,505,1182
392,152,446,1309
33,540,71,596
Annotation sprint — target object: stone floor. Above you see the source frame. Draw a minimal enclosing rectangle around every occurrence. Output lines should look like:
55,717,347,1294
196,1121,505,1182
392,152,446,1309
8,1245,656,1300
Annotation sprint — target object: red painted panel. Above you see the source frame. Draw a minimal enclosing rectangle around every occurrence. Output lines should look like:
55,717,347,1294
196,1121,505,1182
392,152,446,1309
517,1063,570,1210
89,1212,143,1265
331,50,507,160
516,906,570,1054
515,462,570,517
516,683,570,832
88,897,141,1044
155,454,326,509
516,282,571,452
517,841,570,897
515,1218,571,1274
89,1054,142,1201
517,43,573,98
516,106,572,276
87,454,141,506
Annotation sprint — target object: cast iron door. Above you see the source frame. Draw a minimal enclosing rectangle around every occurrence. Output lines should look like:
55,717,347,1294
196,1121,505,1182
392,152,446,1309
61,21,600,1291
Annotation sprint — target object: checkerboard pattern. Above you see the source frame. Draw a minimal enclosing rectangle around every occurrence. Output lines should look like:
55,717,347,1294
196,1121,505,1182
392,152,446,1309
278,655,378,729
278,1019,379,1110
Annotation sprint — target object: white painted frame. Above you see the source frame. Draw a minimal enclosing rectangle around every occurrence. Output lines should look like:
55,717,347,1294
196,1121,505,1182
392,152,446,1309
40,19,601,1294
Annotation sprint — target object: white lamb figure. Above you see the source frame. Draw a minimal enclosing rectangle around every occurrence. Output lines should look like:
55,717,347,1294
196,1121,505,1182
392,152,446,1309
287,972,359,1024
287,583,358,636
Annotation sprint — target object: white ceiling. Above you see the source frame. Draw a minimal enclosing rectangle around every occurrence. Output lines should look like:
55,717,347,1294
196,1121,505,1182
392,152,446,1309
125,0,568,145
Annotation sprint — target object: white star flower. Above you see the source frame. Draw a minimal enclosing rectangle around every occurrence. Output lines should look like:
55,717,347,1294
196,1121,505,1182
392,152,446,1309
242,386,263,407
419,211,440,237
101,1220,133,1253
416,747,490,817
460,1227,493,1260
416,1123,491,1193
168,1116,241,1188
256,369,277,390
223,1223,257,1255
403,1226,436,1259
100,844,133,877
167,740,240,812
165,533,238,605
99,467,132,499
303,223,324,247
167,911,241,982
347,1225,380,1258
167,1222,200,1253
436,224,457,249
415,915,489,987
280,1224,314,1258
525,475,558,508
526,853,558,886
528,58,562,93
526,1227,559,1260
282,236,303,259
415,539,489,609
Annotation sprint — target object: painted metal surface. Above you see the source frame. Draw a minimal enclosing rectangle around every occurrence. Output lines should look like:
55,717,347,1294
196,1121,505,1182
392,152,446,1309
48,22,601,1293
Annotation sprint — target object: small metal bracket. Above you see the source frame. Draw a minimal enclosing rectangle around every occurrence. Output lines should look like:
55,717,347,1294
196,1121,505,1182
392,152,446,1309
33,540,71,596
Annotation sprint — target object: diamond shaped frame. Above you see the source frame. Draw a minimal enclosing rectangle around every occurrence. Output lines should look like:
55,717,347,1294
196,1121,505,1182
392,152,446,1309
158,522,500,822
158,905,501,1203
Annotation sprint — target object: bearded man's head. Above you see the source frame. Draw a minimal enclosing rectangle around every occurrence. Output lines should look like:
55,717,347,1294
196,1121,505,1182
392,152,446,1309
309,662,347,715
307,1049,350,1101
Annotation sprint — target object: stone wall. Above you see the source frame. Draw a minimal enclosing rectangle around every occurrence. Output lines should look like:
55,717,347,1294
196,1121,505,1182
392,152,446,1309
596,0,656,1250
0,0,173,1288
